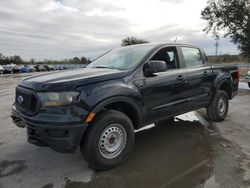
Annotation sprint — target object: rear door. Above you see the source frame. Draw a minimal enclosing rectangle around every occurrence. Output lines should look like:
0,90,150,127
180,46,213,108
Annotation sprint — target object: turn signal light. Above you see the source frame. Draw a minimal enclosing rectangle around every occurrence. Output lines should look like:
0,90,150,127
85,112,96,123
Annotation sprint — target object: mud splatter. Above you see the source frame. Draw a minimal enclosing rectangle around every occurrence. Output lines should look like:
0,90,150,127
0,160,27,178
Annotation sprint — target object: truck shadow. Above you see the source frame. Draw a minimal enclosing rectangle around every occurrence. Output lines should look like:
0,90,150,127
66,113,213,188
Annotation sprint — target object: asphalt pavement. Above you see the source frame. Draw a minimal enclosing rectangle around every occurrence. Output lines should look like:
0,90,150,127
0,75,249,188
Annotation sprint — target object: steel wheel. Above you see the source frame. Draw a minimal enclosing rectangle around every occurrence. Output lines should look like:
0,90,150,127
218,97,226,115
81,110,134,170
207,90,229,122
99,124,127,159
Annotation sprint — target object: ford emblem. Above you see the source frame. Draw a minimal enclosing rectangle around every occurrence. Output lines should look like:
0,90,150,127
17,96,24,105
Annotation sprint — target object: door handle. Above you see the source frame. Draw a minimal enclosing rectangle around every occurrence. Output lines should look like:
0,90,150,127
176,75,185,81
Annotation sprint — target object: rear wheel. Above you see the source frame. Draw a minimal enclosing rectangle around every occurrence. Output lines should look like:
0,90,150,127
80,110,134,170
207,90,229,122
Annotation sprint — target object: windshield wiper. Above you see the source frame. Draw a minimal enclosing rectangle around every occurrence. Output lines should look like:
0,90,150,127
93,66,117,69
94,66,110,69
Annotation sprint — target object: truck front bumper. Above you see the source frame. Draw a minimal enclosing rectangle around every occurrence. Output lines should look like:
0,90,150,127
11,105,88,153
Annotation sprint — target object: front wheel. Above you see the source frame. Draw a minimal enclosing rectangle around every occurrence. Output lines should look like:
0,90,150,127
206,90,229,122
80,110,135,170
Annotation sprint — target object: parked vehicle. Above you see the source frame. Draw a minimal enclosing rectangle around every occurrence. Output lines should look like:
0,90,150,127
21,65,35,73
34,65,46,72
246,71,250,88
11,43,239,170
0,65,3,74
12,65,23,73
44,65,55,71
3,64,16,74
58,66,64,70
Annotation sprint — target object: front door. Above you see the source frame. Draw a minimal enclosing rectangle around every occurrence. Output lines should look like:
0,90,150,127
141,47,189,123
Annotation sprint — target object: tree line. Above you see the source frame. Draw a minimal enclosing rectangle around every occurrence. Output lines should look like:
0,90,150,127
201,0,250,57
2,0,250,67
122,0,250,58
0,53,91,65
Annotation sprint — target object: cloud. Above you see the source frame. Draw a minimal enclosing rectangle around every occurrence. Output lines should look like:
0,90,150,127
0,0,239,60
42,1,80,13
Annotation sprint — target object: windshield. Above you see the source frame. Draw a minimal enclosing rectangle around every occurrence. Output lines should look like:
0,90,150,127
87,44,155,70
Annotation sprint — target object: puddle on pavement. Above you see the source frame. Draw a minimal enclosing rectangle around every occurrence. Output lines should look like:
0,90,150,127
62,111,246,188
64,112,211,188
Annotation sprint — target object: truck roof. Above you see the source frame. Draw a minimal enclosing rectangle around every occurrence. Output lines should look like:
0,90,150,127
123,42,200,49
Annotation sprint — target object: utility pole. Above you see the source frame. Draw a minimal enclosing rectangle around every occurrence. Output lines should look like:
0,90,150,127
215,37,219,63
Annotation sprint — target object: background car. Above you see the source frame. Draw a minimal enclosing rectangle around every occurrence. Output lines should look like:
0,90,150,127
34,65,46,72
58,66,64,70
0,65,3,74
246,71,250,88
44,65,55,71
21,65,35,73
12,65,23,73
3,64,16,74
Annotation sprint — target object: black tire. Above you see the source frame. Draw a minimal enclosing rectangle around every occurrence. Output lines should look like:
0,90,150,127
80,110,135,171
248,82,250,88
155,117,175,127
206,90,229,122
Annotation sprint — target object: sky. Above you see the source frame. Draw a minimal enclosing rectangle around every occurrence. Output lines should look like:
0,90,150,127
0,0,240,61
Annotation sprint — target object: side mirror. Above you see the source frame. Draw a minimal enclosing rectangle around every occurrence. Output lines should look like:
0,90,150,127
144,60,167,76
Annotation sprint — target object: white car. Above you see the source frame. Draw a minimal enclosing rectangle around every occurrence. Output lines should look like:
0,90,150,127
246,71,250,88
0,65,3,74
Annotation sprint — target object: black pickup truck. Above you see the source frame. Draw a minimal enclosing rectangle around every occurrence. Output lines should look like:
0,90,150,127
11,43,239,170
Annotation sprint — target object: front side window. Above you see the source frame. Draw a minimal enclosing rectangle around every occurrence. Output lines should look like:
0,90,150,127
181,47,203,67
151,47,178,70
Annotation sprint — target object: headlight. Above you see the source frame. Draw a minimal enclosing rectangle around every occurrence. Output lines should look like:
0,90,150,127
38,91,80,107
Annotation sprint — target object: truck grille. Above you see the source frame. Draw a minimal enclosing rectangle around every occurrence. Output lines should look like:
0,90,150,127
15,87,39,115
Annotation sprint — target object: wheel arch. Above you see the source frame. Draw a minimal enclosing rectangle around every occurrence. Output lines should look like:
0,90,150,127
216,79,233,99
89,96,143,130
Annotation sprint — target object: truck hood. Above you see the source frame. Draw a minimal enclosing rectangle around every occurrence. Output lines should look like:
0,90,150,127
19,68,128,91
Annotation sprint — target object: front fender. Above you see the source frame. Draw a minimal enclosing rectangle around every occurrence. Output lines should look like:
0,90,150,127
76,78,145,122
92,96,143,126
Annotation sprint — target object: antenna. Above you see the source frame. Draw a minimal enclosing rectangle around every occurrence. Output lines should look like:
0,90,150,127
174,37,178,43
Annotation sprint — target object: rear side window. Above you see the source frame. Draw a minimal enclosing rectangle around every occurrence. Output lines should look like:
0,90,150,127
181,47,203,67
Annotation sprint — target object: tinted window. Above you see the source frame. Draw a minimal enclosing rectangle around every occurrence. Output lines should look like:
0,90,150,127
181,47,203,67
151,47,178,70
